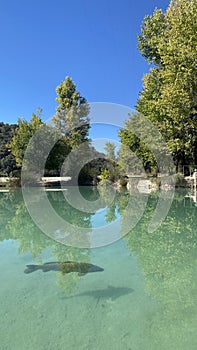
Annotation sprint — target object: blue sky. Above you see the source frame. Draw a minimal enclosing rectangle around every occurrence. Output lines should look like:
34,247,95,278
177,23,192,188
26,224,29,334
0,0,170,125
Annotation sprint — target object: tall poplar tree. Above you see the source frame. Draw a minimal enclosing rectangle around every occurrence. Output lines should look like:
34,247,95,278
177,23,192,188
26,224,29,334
137,0,197,172
52,76,90,149
120,0,197,173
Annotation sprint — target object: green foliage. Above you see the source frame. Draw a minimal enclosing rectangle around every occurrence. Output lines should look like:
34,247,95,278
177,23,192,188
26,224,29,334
45,136,70,176
100,168,111,181
118,113,158,175
9,111,43,167
4,77,99,182
94,141,121,184
53,76,90,149
56,76,87,111
0,122,19,176
104,141,116,161
138,9,165,65
99,162,121,183
137,0,197,171
174,172,188,187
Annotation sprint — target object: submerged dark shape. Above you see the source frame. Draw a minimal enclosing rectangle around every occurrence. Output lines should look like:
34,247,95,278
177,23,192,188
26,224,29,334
81,285,134,300
24,261,104,276
63,285,134,301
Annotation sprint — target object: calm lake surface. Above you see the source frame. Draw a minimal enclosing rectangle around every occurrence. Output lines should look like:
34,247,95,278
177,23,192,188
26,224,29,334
0,187,196,350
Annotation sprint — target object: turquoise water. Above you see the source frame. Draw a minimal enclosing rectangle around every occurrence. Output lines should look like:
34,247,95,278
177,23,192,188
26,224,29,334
0,188,196,350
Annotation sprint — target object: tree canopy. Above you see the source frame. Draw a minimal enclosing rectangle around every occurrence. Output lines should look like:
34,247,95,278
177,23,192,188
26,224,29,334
9,111,43,168
52,76,90,149
0,122,19,176
5,77,103,183
137,0,197,172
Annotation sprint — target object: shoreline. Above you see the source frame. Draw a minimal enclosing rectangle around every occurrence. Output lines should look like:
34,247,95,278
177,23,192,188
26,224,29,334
0,174,196,190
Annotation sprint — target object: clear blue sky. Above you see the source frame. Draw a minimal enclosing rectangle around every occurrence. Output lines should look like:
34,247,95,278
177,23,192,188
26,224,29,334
0,0,170,125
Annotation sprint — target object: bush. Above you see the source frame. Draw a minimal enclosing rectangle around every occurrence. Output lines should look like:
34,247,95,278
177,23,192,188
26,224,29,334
174,173,188,187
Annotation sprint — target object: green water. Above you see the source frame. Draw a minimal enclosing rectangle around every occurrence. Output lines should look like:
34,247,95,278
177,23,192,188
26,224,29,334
0,188,196,350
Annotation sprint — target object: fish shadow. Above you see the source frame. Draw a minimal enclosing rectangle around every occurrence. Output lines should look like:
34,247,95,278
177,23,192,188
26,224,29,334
62,285,134,301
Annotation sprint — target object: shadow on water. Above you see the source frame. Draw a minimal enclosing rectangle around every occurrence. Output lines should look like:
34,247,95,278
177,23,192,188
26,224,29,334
61,285,134,301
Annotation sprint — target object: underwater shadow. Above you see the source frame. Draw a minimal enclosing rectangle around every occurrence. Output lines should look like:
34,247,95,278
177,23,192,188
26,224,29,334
62,285,134,301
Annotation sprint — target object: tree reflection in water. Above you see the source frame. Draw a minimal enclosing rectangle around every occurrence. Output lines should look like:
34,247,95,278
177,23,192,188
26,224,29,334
0,186,196,336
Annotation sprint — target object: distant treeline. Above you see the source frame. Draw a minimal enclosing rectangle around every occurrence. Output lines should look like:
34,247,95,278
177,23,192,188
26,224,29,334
0,122,19,176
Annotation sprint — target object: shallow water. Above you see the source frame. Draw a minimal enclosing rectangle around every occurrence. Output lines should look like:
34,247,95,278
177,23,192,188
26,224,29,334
0,188,196,350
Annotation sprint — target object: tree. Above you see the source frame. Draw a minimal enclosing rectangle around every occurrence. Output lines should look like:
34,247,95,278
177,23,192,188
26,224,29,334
118,112,161,175
137,9,165,65
9,111,43,167
52,76,90,149
0,122,19,176
104,141,116,161
136,0,197,172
